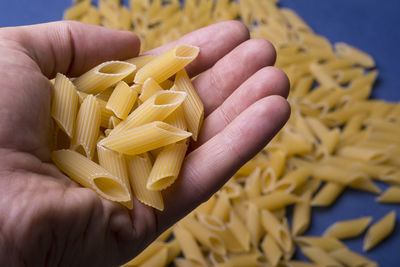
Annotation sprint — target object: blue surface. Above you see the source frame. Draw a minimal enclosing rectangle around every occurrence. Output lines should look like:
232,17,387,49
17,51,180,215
1,0,400,265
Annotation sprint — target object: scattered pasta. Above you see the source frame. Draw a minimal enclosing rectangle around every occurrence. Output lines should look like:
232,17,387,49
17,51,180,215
61,0,400,266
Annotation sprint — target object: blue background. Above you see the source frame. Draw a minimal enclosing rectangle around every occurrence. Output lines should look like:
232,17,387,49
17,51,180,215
1,0,399,265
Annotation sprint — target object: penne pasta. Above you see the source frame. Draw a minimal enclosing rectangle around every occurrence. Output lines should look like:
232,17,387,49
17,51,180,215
334,42,375,68
73,61,136,94
63,0,91,20
134,44,199,84
109,90,187,136
100,121,191,155
300,246,342,267
244,167,262,198
337,145,389,164
179,215,226,255
173,224,208,267
295,236,346,252
172,69,204,141
251,191,299,210
309,62,340,89
147,140,188,190
97,145,133,209
138,247,168,267
70,94,101,159
139,77,164,102
51,73,79,138
106,81,138,119
311,182,345,207
330,248,377,267
123,241,165,266
363,211,396,251
274,166,312,193
225,210,251,252
261,234,283,266
260,209,292,252
211,192,231,223
377,186,400,203
323,216,372,240
292,191,312,236
245,202,263,247
62,1,400,265
126,153,164,210
51,149,130,202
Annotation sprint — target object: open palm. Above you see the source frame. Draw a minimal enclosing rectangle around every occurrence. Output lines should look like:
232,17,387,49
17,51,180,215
0,21,289,266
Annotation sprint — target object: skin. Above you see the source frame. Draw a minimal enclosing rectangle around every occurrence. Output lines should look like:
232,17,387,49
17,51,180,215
0,20,290,266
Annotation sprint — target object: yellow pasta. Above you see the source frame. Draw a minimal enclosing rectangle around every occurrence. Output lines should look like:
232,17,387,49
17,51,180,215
260,209,292,252
134,44,199,84
211,192,231,222
62,1,400,266
70,94,101,160
244,167,262,198
261,234,283,266
251,190,299,210
292,191,312,236
99,121,191,155
123,55,156,83
179,215,226,256
300,246,342,267
337,145,389,164
173,224,208,267
330,248,377,267
73,61,136,94
106,81,138,119
63,0,90,20
225,210,251,252
280,7,312,32
51,149,130,202
286,261,324,267
323,216,372,240
295,236,346,252
123,241,165,266
110,90,187,136
147,140,188,191
138,247,168,267
172,69,204,141
309,62,340,89
126,153,164,210
97,145,133,209
245,202,263,247
214,250,263,267
364,211,396,251
311,182,345,207
334,42,375,68
274,166,313,193
377,186,400,203
332,67,364,84
96,97,116,128
80,6,101,25
139,77,164,102
51,73,79,138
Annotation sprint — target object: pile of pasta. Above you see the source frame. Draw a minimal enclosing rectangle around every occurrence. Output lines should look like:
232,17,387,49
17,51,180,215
63,0,400,266
51,44,203,210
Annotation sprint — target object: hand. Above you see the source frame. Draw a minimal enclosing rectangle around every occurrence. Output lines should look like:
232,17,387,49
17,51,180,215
0,21,290,266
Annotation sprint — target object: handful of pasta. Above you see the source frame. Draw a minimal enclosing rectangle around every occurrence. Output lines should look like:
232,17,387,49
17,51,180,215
50,44,203,211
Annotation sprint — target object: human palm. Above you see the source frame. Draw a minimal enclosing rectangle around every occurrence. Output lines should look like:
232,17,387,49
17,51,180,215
0,21,289,266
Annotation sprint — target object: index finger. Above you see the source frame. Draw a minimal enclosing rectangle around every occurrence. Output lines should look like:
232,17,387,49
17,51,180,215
143,20,250,77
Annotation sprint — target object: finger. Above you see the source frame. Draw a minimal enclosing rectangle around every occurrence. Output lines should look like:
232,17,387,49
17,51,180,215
193,38,277,115
1,21,140,78
156,95,291,228
144,20,249,77
197,66,290,145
